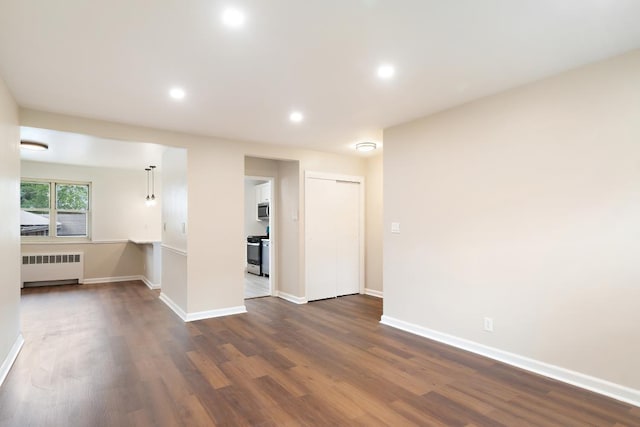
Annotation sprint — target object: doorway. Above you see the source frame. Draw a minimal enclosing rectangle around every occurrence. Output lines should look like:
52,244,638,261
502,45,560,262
244,176,273,299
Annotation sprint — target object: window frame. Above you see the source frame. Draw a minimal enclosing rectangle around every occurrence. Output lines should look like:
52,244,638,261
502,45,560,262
20,178,92,241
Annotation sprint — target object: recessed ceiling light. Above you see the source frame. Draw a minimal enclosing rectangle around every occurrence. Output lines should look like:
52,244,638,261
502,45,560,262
289,111,304,123
356,142,377,152
20,140,49,151
222,8,245,28
169,87,185,100
377,64,395,80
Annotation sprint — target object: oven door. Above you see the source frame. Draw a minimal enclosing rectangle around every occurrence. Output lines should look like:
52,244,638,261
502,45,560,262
247,242,262,275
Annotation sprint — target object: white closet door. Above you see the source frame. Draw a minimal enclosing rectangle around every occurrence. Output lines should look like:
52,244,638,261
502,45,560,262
306,176,361,302
335,181,360,296
305,178,338,301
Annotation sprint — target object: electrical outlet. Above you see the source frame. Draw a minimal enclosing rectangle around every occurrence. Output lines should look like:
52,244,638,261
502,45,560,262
483,317,494,332
391,222,400,234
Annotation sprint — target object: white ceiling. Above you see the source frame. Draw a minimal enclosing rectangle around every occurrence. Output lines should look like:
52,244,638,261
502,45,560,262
20,127,165,170
1,1,640,155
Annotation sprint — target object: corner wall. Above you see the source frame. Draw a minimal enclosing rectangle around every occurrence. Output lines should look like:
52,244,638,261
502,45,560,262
365,153,383,295
383,50,640,400
0,75,22,385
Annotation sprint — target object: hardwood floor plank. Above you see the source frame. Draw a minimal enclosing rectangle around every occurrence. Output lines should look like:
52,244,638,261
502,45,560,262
0,282,637,426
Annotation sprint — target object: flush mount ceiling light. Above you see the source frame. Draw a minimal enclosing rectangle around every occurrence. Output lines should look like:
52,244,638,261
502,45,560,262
356,142,377,152
20,140,49,151
222,7,246,28
377,64,395,80
289,111,304,123
169,87,185,100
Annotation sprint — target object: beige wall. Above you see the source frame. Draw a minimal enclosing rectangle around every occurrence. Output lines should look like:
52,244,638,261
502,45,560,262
21,161,162,241
18,109,370,314
276,160,301,297
20,161,159,282
22,242,143,280
161,147,188,310
0,75,21,378
383,50,640,390
365,153,383,293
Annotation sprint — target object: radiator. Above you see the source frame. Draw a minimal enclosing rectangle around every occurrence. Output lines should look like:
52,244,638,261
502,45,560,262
21,253,84,287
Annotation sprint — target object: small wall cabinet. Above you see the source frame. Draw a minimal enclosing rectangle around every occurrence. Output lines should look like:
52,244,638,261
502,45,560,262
255,182,271,204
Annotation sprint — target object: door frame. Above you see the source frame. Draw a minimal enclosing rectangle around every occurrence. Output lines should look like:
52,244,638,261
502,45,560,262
245,175,276,297
304,171,365,298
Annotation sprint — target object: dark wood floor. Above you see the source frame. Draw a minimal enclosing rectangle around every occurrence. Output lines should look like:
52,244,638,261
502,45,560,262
0,282,638,426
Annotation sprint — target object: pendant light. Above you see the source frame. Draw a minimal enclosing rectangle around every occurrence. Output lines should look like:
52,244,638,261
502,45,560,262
149,165,157,206
145,167,152,206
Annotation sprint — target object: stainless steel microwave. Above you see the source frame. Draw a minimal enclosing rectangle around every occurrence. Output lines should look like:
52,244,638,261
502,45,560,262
258,202,269,220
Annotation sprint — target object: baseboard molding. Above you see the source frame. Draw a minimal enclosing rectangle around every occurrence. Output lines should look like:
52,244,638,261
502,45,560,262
0,334,24,387
159,292,187,321
185,306,247,322
277,291,307,305
141,276,161,290
159,292,247,322
364,288,383,298
380,315,640,408
82,275,142,285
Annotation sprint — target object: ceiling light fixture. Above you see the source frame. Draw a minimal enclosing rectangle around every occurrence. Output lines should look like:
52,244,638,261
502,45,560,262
289,111,304,123
222,8,245,28
356,142,377,152
169,87,186,100
20,140,49,151
377,64,395,80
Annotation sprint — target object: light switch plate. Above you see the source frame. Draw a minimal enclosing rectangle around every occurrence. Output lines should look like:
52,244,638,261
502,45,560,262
391,222,400,234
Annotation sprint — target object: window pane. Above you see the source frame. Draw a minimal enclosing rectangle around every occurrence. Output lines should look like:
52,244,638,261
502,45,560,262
20,210,50,236
21,182,50,209
56,212,87,237
56,184,89,210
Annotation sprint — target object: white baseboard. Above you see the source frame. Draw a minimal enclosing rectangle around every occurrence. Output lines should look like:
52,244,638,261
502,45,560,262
159,292,246,322
185,306,247,322
82,275,142,285
0,334,24,387
277,291,307,305
380,315,640,408
159,292,188,321
141,276,161,290
364,288,383,298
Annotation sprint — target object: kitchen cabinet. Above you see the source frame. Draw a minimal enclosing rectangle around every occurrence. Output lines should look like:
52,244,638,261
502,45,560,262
255,182,271,204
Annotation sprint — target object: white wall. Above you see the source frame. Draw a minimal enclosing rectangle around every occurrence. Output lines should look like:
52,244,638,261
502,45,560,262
21,161,161,241
161,147,188,311
0,74,21,385
383,50,640,396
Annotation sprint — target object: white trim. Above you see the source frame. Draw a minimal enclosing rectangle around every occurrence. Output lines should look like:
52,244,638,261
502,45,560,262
364,288,383,298
159,292,187,321
185,306,247,322
0,334,24,387
82,275,141,285
380,315,640,408
277,291,308,305
161,244,187,256
21,239,129,245
141,276,161,290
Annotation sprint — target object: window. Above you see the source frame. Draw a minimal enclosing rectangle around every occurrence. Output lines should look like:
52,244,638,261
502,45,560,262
20,180,91,238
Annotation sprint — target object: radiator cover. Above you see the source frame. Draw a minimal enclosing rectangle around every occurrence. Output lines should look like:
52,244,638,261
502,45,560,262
21,253,85,287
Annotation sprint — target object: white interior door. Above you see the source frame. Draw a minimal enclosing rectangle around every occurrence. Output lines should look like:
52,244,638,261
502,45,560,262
305,175,361,302
335,181,360,296
305,178,338,301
